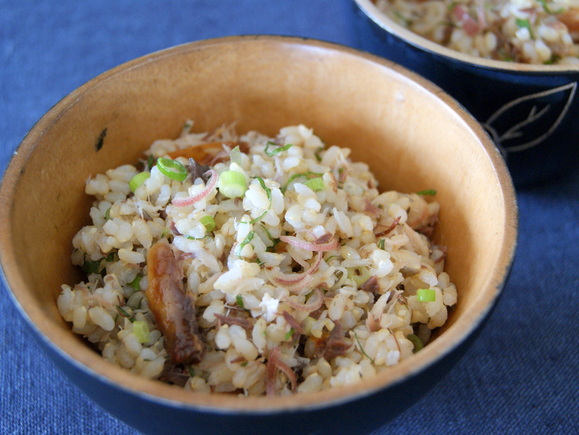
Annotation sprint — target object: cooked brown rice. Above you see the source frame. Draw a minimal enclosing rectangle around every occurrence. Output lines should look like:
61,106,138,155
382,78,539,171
375,0,579,64
57,122,457,396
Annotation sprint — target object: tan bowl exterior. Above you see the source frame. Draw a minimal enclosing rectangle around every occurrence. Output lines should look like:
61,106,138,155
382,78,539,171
0,36,517,412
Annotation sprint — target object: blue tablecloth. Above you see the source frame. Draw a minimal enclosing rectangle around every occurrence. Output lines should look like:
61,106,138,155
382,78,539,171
1,1,577,433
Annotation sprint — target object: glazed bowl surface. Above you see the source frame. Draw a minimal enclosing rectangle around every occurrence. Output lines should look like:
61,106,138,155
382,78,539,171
353,0,579,187
0,35,517,434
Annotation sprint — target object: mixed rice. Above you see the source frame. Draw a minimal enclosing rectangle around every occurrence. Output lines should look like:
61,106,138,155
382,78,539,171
375,0,579,64
57,122,457,396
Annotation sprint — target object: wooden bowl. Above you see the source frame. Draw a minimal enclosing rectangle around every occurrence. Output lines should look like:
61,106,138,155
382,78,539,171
0,36,517,434
353,0,579,187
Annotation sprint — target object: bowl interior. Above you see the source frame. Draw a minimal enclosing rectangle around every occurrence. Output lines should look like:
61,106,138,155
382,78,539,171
0,36,517,411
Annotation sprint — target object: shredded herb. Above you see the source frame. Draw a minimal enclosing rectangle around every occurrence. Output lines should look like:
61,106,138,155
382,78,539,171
82,259,101,275
515,18,534,39
236,295,245,309
314,146,324,162
187,366,196,377
377,239,385,250
407,333,424,353
236,231,255,256
146,154,155,171
116,305,135,322
353,331,374,363
417,189,437,196
537,0,563,14
285,328,295,341
264,141,293,156
104,207,111,220
239,177,272,225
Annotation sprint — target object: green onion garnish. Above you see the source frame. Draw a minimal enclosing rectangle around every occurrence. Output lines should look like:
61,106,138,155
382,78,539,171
133,320,150,343
104,207,111,220
281,171,323,193
416,288,436,302
407,333,424,353
416,189,437,196
156,157,188,181
128,275,142,291
236,231,255,256
129,172,150,193
200,215,216,232
304,177,325,192
264,141,293,157
353,331,374,363
187,366,196,377
229,145,242,165
236,295,245,309
377,239,385,250
347,266,371,286
218,170,248,198
285,327,295,341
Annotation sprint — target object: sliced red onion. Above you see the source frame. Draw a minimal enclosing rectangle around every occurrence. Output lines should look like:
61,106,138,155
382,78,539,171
172,169,217,207
280,235,338,252
266,347,297,396
283,288,323,313
273,252,322,286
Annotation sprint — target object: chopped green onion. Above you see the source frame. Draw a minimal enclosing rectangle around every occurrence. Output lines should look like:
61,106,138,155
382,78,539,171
218,170,247,198
236,295,245,309
104,207,111,220
229,145,242,165
236,231,255,256
515,18,533,38
157,157,188,181
200,215,216,232
128,275,142,291
264,141,293,157
133,320,150,343
281,171,323,193
377,239,385,250
129,172,150,192
416,189,437,196
347,266,372,286
187,366,196,377
353,331,374,363
285,328,295,341
304,177,325,192
407,334,424,353
416,288,436,302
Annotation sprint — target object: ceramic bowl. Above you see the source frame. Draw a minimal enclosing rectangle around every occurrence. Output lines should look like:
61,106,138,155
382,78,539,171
353,0,579,187
0,36,517,434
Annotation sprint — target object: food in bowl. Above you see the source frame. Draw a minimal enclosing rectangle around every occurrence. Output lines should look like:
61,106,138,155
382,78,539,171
57,121,457,396
375,0,579,64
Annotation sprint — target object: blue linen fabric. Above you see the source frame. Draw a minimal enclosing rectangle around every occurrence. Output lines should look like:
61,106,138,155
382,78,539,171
1,1,577,434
